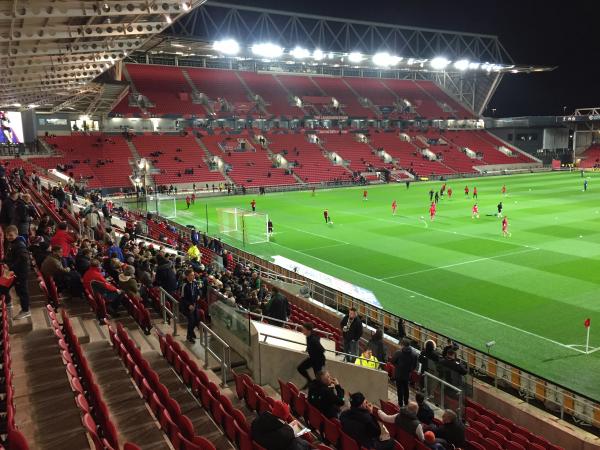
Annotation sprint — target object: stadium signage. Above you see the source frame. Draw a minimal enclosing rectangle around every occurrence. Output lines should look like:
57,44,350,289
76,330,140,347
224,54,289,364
562,114,600,122
314,115,349,120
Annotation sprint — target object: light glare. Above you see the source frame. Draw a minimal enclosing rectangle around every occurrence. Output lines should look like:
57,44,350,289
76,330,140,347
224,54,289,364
430,57,450,70
454,59,470,71
213,39,240,55
348,52,364,63
372,52,401,66
290,47,310,59
251,43,284,58
313,49,325,61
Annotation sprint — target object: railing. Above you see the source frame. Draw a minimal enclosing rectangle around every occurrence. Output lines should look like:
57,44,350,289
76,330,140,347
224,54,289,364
222,243,600,430
199,322,231,387
423,371,465,421
242,308,334,339
259,332,381,369
158,287,180,336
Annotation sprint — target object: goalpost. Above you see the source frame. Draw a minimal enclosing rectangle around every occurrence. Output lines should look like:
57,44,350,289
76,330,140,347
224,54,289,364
147,195,177,219
216,207,269,245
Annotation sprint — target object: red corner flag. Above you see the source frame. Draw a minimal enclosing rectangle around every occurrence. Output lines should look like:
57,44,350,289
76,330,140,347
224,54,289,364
585,318,591,328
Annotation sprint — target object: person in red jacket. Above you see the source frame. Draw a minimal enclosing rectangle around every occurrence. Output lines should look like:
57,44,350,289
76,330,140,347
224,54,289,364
83,259,122,321
186,196,191,209
50,222,77,265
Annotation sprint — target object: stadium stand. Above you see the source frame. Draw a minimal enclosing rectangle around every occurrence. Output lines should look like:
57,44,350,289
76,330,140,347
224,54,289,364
579,143,600,168
319,133,389,172
238,72,305,119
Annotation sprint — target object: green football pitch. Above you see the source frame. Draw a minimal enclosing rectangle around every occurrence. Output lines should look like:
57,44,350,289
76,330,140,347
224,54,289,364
174,171,600,401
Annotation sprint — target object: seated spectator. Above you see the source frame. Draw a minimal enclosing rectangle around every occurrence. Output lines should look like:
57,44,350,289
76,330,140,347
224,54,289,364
50,222,76,265
416,392,434,426
378,401,424,442
307,370,345,419
431,409,465,449
355,347,379,369
423,431,445,450
83,259,123,320
155,254,178,295
118,265,140,298
250,400,310,450
75,248,92,276
40,245,72,292
341,393,393,450
30,238,50,268
108,240,125,262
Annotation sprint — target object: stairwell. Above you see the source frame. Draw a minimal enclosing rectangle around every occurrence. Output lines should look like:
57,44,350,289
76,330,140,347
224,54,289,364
235,72,269,116
341,78,381,117
316,140,354,175
272,74,310,116
121,65,148,114
412,80,458,119
257,135,305,185
181,69,214,115
308,76,328,96
194,136,234,184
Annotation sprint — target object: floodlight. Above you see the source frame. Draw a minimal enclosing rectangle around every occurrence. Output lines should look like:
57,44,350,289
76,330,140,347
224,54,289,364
12,103,21,107
453,59,470,71
213,39,240,55
290,46,310,59
312,49,325,61
164,14,172,24
328,52,334,59
372,52,401,67
27,104,39,109
468,62,480,70
406,58,416,65
348,52,364,63
430,57,450,70
251,43,284,58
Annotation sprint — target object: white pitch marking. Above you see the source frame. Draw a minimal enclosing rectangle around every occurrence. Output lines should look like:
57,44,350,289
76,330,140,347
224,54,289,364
302,243,350,252
380,248,539,279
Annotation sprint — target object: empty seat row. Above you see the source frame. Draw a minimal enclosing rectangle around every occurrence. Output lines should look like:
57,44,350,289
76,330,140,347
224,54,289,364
109,324,216,450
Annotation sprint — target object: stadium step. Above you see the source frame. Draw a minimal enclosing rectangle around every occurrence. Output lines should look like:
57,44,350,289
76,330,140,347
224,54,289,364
83,341,172,449
11,328,90,450
142,350,236,448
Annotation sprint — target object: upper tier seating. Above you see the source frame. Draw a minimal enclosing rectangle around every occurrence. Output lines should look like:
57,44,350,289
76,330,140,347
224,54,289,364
311,77,374,117
123,64,207,116
382,79,452,119
579,143,600,168
238,72,304,118
415,80,474,119
266,133,352,183
37,134,134,189
320,134,389,172
134,134,225,186
344,77,397,110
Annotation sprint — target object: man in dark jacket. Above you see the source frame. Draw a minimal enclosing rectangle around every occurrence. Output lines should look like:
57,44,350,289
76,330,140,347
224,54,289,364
340,393,393,450
75,248,92,276
265,287,290,326
340,307,363,362
297,322,326,389
251,400,309,450
307,370,345,419
2,226,31,319
154,255,178,295
379,401,424,441
0,190,18,226
432,409,465,449
391,338,418,406
180,269,201,343
438,349,468,388
12,193,36,241
416,392,435,425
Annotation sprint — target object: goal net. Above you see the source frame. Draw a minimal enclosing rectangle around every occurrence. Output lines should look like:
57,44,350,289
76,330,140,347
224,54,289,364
147,195,177,219
216,207,269,244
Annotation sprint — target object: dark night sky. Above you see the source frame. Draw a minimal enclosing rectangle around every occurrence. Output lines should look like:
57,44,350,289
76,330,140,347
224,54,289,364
230,0,599,117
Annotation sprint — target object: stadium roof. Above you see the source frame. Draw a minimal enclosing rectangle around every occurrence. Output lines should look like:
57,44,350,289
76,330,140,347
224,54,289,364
0,0,206,110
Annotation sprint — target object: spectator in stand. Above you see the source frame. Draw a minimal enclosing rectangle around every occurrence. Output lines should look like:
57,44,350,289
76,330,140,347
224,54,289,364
107,240,125,262
40,245,72,293
378,401,424,442
50,222,77,266
180,268,201,343
0,191,18,226
431,409,465,449
423,431,445,450
13,193,36,242
190,228,200,246
368,328,387,367
75,248,92,276
355,347,379,369
415,392,434,425
2,225,31,319
83,259,123,321
30,238,50,268
264,286,290,326
391,338,418,407
154,254,178,295
419,339,440,378
307,370,345,419
438,348,468,387
340,307,363,362
118,265,140,299
341,393,393,450
250,400,310,450
297,322,326,389
36,215,53,243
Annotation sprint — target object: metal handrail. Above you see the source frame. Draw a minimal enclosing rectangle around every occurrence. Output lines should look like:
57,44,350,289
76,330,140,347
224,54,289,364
241,308,334,339
199,322,231,387
259,332,381,370
423,371,464,421
158,287,180,336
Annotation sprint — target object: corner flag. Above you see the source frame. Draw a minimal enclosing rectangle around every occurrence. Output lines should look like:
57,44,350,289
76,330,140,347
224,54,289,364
585,318,591,353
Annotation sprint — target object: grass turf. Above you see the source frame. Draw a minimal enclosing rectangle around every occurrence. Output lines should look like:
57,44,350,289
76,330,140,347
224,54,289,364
174,171,600,401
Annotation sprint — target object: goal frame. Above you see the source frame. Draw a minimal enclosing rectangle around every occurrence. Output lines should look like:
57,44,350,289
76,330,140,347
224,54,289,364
216,207,270,245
